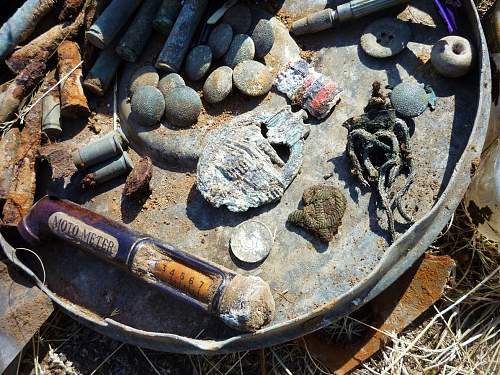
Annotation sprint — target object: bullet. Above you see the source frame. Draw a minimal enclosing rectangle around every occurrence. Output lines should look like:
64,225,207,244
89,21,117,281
57,41,90,118
152,0,182,35
72,129,129,169
86,0,143,49
155,0,209,72
116,0,162,62
82,152,134,187
42,79,62,138
83,43,123,96
0,0,58,61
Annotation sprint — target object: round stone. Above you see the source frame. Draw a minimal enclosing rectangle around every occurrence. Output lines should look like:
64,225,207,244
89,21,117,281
250,19,274,58
184,45,212,81
203,66,233,103
128,66,159,95
390,82,428,118
233,60,272,96
223,3,252,34
360,18,411,58
223,34,255,69
208,23,233,59
431,36,474,78
130,86,165,127
158,73,185,99
230,221,274,263
164,86,202,128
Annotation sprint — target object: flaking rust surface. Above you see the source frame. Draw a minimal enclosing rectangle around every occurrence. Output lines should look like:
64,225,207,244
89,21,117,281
31,0,480,340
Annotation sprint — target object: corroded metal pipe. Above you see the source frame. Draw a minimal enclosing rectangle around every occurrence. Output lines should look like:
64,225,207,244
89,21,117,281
57,41,90,118
83,43,123,96
152,0,182,35
18,195,275,332
86,0,143,49
155,0,209,72
0,61,46,123
72,129,128,169
116,0,162,62
0,0,58,61
81,152,134,187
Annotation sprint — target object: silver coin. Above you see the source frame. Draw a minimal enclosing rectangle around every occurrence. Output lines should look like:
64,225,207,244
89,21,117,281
230,221,274,263
360,18,411,58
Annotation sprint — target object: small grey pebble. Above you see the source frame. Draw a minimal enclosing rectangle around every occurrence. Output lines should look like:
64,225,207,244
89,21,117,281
233,60,272,96
131,86,165,127
203,66,233,103
390,82,428,118
185,45,212,81
208,23,233,59
223,4,252,34
250,19,274,58
129,66,159,95
164,86,202,128
224,34,255,69
158,73,185,99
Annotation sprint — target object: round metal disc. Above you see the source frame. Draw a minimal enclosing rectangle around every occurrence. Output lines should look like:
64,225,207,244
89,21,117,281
230,221,274,263
361,18,411,58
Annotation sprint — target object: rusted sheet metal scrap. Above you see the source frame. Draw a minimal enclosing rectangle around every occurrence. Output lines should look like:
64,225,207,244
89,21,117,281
0,261,53,373
304,254,455,374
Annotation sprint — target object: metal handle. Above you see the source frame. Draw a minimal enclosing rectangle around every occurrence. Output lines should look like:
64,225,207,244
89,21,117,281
337,0,408,21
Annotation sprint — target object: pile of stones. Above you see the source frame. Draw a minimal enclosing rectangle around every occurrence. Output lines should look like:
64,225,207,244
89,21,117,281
128,3,276,130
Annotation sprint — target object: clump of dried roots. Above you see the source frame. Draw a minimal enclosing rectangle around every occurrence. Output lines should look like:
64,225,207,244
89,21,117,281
343,82,415,243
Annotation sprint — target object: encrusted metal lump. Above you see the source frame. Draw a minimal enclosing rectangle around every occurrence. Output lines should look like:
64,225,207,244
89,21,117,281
130,85,165,127
208,23,233,59
158,73,185,99
250,19,275,58
184,45,213,81
287,184,347,243
224,34,255,69
390,81,434,118
276,58,343,119
431,36,474,78
360,18,411,58
164,86,202,128
128,65,160,95
197,106,309,212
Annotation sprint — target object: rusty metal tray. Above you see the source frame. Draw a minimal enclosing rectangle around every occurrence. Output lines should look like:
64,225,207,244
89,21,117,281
1,0,491,353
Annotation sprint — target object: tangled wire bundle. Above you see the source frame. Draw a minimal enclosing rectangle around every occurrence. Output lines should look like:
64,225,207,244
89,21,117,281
343,82,415,243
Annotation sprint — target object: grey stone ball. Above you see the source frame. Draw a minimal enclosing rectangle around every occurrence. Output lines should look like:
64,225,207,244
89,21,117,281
203,66,233,103
390,82,428,118
129,65,159,95
131,86,165,127
224,34,255,69
223,4,252,34
431,36,474,78
250,19,274,58
164,86,202,128
233,60,272,97
158,73,185,99
185,45,213,81
208,23,233,59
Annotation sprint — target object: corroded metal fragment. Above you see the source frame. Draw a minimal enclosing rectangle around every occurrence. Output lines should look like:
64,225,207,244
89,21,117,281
287,184,346,242
123,156,153,200
197,106,308,212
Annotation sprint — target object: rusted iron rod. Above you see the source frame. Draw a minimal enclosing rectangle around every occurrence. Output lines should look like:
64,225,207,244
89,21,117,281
0,61,46,124
57,41,90,118
59,0,85,21
0,0,58,61
18,196,275,332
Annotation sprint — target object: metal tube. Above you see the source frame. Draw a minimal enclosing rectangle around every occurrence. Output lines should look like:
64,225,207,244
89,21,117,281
81,151,134,186
152,0,182,35
72,129,128,169
0,0,58,61
83,43,123,96
155,0,209,72
86,0,143,49
116,0,162,62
